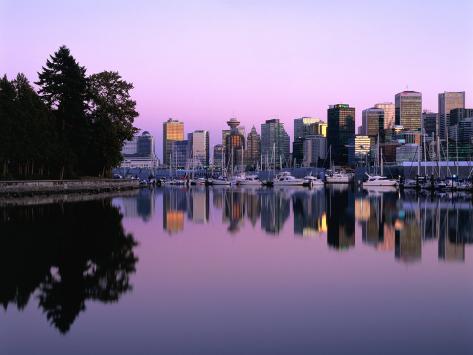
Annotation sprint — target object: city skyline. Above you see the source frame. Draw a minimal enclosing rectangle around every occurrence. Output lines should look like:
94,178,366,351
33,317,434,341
1,0,472,157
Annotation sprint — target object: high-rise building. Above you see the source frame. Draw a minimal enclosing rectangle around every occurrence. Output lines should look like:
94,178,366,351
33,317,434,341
293,117,326,164
438,91,465,140
245,126,261,168
302,135,327,167
362,108,384,138
422,111,437,138
171,140,189,169
261,118,290,168
188,130,209,167
374,102,395,129
224,118,245,171
213,144,224,170
395,91,422,131
121,131,158,168
327,104,355,165
449,108,473,126
163,118,184,166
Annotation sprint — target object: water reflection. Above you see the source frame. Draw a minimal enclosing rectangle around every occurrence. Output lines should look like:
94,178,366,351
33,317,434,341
0,199,137,334
117,186,473,263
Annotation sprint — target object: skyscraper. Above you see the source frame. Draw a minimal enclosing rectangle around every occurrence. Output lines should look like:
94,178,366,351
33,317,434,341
395,91,422,130
438,92,465,140
361,108,384,138
422,111,437,138
224,118,245,171
213,144,224,170
188,130,209,167
374,102,395,129
261,119,290,168
327,104,355,165
163,118,184,166
245,126,261,168
293,117,325,164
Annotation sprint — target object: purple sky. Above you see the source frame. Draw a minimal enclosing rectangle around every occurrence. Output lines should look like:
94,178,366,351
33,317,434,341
1,0,473,158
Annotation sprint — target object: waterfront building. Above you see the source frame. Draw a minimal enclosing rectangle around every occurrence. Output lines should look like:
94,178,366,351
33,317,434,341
354,135,371,160
171,140,189,169
362,108,384,139
438,91,465,140
302,135,327,167
422,111,437,138
327,104,355,165
188,130,209,168
224,118,245,172
396,143,420,164
120,131,158,168
163,118,184,166
213,144,224,170
261,118,290,168
395,91,422,131
245,126,261,169
374,102,395,129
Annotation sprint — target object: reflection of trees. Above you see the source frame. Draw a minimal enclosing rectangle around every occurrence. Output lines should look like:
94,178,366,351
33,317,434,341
0,200,137,334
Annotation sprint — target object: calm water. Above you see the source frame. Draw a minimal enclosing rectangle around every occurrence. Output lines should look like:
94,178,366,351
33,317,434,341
2,186,473,355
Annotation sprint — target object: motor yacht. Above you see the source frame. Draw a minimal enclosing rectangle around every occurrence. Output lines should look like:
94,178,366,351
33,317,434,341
362,174,398,187
272,171,305,186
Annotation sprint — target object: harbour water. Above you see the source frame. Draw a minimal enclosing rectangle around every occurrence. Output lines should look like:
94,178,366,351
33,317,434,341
2,186,473,355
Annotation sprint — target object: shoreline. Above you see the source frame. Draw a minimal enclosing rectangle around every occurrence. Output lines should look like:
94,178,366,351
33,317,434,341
0,179,140,197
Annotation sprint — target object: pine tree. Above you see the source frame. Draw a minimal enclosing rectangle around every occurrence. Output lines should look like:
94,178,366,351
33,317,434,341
36,46,89,178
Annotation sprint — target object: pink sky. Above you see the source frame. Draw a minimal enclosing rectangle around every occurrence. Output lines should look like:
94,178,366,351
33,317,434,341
1,0,473,158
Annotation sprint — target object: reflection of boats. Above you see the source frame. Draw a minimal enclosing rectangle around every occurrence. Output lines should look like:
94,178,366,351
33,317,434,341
238,174,262,186
363,174,398,187
364,185,398,194
273,171,305,186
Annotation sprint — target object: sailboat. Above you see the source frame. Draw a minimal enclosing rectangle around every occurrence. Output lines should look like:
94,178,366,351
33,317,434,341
325,146,354,184
363,136,398,188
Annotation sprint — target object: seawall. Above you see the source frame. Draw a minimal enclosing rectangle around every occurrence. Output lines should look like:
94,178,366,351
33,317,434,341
0,179,140,196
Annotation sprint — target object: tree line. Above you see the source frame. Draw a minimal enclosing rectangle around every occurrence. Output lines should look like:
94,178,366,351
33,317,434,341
0,46,138,179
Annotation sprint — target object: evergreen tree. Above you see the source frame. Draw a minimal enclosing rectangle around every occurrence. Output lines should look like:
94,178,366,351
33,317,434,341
87,71,138,176
36,46,89,178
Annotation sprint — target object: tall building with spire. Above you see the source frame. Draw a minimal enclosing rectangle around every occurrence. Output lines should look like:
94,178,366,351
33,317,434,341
224,118,245,171
163,118,184,166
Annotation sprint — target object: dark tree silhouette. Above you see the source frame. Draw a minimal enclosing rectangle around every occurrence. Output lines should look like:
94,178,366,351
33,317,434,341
0,199,138,334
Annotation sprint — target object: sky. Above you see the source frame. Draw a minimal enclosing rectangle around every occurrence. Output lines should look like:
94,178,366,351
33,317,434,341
1,0,473,158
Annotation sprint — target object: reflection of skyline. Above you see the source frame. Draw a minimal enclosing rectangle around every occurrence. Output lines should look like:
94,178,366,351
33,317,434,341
326,187,355,250
113,187,473,263
356,190,473,263
293,189,326,238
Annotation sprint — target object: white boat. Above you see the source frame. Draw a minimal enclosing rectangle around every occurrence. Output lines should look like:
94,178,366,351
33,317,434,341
238,174,262,186
304,175,324,187
211,176,233,185
163,179,187,186
362,174,398,187
272,171,305,186
196,177,207,185
325,171,353,184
